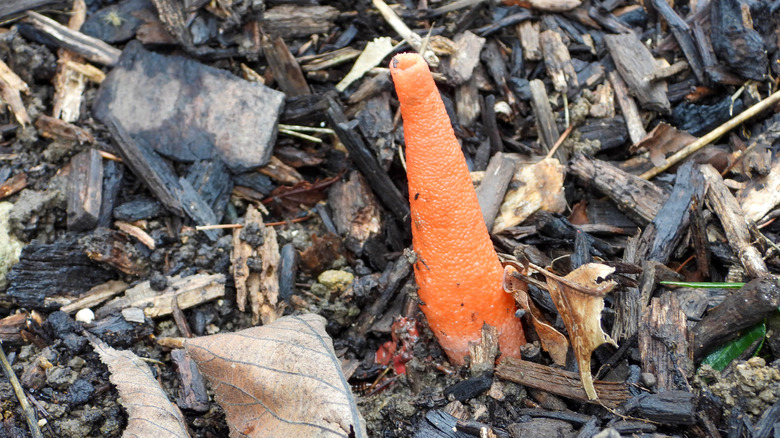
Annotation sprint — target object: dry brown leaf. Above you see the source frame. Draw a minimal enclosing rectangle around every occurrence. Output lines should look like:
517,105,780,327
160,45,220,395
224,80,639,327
502,264,569,366
184,314,367,438
630,122,697,167
541,263,618,400
492,158,566,234
231,208,283,324
85,332,190,438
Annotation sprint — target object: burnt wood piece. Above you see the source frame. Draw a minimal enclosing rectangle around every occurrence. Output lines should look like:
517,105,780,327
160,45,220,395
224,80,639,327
262,5,339,39
177,178,219,241
635,161,704,263
692,276,780,361
754,398,780,438
6,238,116,308
444,373,492,402
261,34,310,97
700,164,768,278
481,40,517,109
87,312,154,347
639,293,691,392
278,243,299,302
605,33,670,114
97,159,123,228
113,198,163,222
588,5,632,34
612,234,641,341
171,349,209,412
81,228,150,275
414,410,472,438
647,0,705,84
540,29,578,94
496,357,632,409
324,96,409,223
353,257,411,337
575,416,600,438
529,79,562,160
476,152,515,232
569,154,667,226
67,148,103,231
22,11,121,66
578,116,628,151
346,74,390,106
283,92,337,123
481,94,503,154
534,211,618,257
185,159,232,223
0,0,67,21
0,172,28,200
456,77,480,128
103,116,184,217
94,41,284,172
672,96,744,137
0,313,26,343
356,92,395,169
622,391,697,425
515,409,593,426
710,0,767,80
35,115,93,143
233,172,275,196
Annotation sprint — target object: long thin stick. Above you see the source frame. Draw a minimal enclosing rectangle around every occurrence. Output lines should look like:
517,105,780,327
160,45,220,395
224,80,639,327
640,89,780,180
0,342,44,438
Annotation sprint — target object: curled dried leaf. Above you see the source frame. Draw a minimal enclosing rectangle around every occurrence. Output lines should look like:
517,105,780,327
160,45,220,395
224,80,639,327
503,264,568,366
185,314,366,438
85,332,190,438
541,263,619,400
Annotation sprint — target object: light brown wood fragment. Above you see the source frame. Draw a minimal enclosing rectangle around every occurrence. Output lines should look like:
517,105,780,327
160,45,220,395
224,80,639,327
529,0,581,11
496,357,631,408
516,21,542,61
0,172,27,200
469,324,500,375
115,221,156,249
25,11,121,66
327,171,382,256
128,274,226,318
700,164,768,278
52,0,87,122
529,80,562,160
608,71,647,145
739,156,780,223
605,33,670,114
456,76,481,127
262,35,310,97
540,29,578,94
35,115,94,143
441,31,485,85
58,280,128,314
0,58,30,126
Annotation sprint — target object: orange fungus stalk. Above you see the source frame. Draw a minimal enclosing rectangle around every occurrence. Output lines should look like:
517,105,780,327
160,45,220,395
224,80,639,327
389,53,526,365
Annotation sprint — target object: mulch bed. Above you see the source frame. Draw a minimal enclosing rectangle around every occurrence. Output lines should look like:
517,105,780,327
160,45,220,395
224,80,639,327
2,0,780,437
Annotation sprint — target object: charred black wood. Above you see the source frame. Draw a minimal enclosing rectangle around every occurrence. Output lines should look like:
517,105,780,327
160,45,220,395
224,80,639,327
574,416,600,438
414,410,473,438
186,159,233,223
535,211,619,257
98,159,123,228
80,227,150,275
608,420,657,434
356,93,395,170
444,373,492,402
278,243,299,303
711,0,768,80
0,0,67,22
113,198,164,222
635,161,704,263
177,178,220,241
324,96,410,224
621,390,697,425
282,93,337,124
481,94,504,154
529,80,562,160
515,408,593,426
86,312,154,348
233,172,275,196
171,349,209,412
6,238,116,309
648,0,705,84
67,148,103,232
693,276,780,361
672,96,744,137
475,10,533,37
261,34,310,97
579,116,629,151
353,257,411,337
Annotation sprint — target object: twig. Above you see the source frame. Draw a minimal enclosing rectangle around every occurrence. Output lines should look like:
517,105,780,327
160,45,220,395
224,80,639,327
371,0,439,66
641,89,780,180
545,124,574,160
0,342,44,438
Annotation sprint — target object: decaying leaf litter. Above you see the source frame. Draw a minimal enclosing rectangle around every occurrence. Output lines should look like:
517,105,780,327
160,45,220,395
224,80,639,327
2,0,780,436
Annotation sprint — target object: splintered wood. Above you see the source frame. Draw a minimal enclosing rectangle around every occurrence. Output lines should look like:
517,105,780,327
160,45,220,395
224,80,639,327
232,208,283,325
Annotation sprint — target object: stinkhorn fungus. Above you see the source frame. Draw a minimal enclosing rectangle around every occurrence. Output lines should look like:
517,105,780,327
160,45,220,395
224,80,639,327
390,53,526,365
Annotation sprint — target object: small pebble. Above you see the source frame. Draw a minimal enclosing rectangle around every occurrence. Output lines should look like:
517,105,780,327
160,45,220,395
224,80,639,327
75,308,95,324
640,372,657,388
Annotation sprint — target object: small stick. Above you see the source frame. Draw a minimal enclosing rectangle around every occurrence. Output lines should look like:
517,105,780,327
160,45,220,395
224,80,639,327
545,124,574,160
641,89,780,180
0,342,44,438
371,0,439,66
